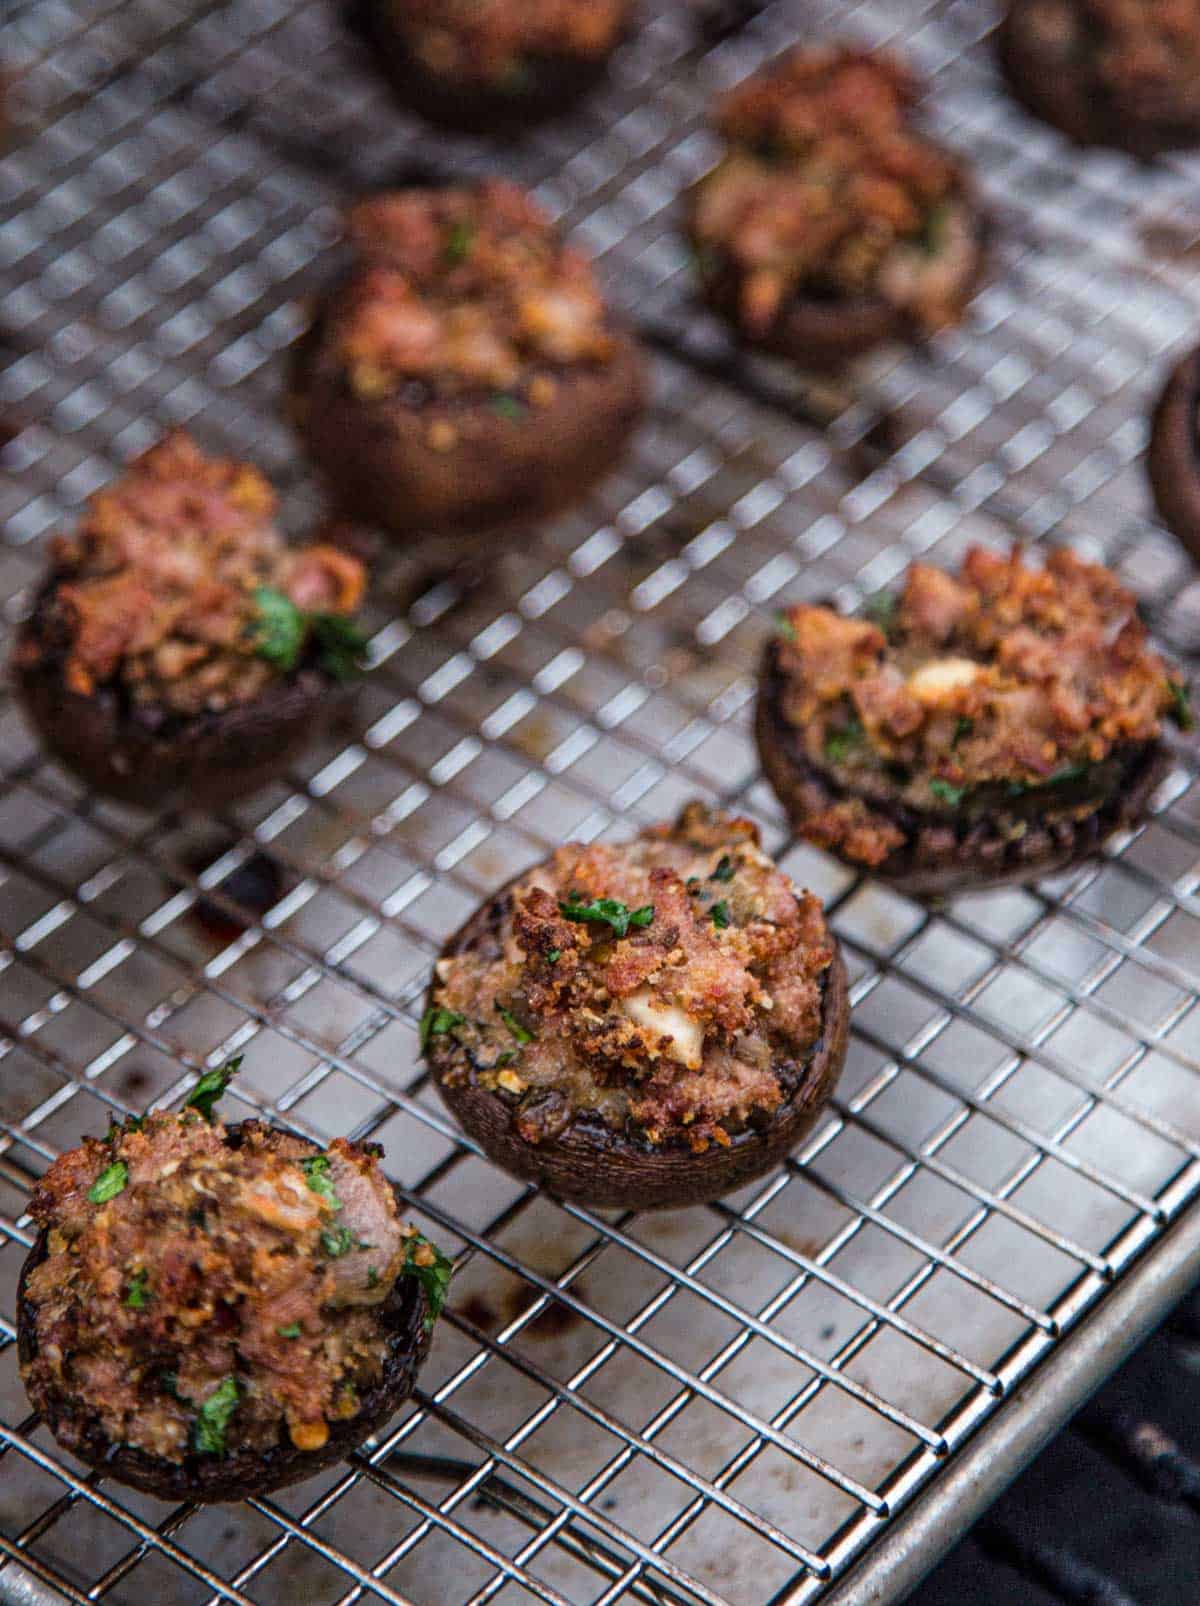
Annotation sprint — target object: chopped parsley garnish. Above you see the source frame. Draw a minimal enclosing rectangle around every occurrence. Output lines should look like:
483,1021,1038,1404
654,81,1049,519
495,1003,535,1044
88,1161,128,1204
865,591,898,632
321,1224,357,1259
444,220,474,266
277,1322,302,1339
710,856,736,882
824,717,865,764
710,900,731,930
558,898,654,940
401,1233,455,1332
923,201,951,256
301,1153,341,1210
1005,763,1092,798
774,612,797,641
929,778,966,807
495,1050,517,1068
194,1377,240,1456
953,716,974,747
1170,681,1194,732
125,1269,151,1309
491,393,526,421
419,1006,465,1052
367,1266,380,1289
310,613,371,682
252,587,369,680
186,1056,243,1122
546,949,561,964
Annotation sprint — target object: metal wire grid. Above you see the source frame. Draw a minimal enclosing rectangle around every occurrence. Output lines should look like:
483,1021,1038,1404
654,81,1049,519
2,0,1200,1601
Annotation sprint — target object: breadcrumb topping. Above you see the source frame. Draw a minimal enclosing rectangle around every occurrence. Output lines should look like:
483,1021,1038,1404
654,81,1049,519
16,432,365,716
691,46,975,336
387,0,633,88
331,183,618,403
23,1115,413,1465
1015,0,1200,117
772,546,1186,865
428,804,835,1152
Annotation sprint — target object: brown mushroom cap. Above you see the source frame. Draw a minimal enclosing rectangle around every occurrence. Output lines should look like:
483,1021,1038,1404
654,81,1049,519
14,601,351,812
360,11,628,134
1148,344,1200,561
427,869,849,1211
756,637,1170,897
289,305,646,540
16,1122,432,1505
996,0,1200,156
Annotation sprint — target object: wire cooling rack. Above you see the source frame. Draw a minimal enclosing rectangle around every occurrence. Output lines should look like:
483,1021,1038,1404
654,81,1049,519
5,1,1200,1601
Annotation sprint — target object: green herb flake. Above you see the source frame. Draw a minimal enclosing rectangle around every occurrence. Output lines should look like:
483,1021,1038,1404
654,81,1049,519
444,220,475,266
252,587,367,681
546,949,561,964
367,1266,380,1289
1170,681,1194,732
774,612,797,642
125,1269,151,1310
186,1057,243,1123
194,1377,240,1456
865,591,899,632
495,1050,517,1068
710,900,731,930
923,201,951,256
88,1160,128,1205
311,613,370,681
401,1233,455,1332
495,1003,535,1044
953,716,974,747
301,1153,341,1210
277,1322,302,1340
824,717,865,764
491,393,527,421
419,1006,465,1053
252,586,308,672
558,898,655,940
929,778,966,807
321,1224,357,1259
710,855,736,882
499,56,534,94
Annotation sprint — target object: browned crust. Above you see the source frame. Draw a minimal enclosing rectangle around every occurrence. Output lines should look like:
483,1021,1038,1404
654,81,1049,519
755,638,1171,896
1148,345,1200,560
288,302,646,540
689,183,987,369
16,1122,431,1504
13,584,354,811
426,870,849,1210
360,7,626,133
996,0,1200,156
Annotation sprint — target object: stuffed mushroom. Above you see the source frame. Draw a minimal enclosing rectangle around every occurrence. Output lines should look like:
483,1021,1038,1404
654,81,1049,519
687,46,985,368
424,803,848,1210
997,0,1200,156
365,0,637,132
13,431,369,811
18,1062,450,1503
757,546,1189,894
289,182,646,541
1148,342,1200,561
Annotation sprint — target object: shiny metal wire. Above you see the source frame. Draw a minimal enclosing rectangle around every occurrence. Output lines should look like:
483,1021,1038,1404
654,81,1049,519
3,1,1200,1601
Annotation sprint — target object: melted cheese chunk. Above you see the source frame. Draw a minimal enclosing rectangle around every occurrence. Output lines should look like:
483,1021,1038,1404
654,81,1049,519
620,987,704,1069
908,656,983,705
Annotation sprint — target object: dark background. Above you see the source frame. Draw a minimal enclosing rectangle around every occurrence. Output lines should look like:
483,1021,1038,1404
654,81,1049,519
916,1283,1200,1604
